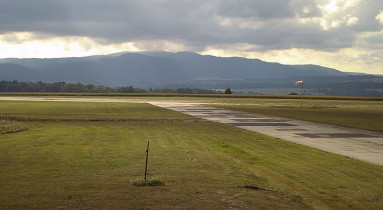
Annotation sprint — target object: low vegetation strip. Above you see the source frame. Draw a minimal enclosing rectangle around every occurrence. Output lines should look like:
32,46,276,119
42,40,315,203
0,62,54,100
0,119,27,134
1,92,383,101
0,101,194,121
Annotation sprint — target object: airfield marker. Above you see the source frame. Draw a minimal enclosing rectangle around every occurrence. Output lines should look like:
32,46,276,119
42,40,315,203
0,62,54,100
295,80,304,107
144,141,150,181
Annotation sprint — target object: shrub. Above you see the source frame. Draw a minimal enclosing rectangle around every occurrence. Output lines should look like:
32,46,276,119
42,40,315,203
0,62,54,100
224,88,232,94
132,178,165,187
0,119,28,134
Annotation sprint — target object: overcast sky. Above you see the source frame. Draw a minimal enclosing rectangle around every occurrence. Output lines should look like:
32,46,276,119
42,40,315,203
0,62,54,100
0,0,382,74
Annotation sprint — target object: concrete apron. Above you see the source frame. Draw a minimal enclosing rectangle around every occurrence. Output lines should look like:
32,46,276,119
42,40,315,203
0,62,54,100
151,102,383,166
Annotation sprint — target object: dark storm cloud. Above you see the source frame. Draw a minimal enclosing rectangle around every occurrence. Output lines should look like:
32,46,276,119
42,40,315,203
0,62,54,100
216,0,321,19
0,0,221,47
0,0,382,51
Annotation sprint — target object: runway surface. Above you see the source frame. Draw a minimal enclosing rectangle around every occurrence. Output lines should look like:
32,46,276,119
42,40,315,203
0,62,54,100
1,96,383,166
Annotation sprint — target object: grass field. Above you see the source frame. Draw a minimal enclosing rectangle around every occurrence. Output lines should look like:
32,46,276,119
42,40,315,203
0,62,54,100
0,101,192,121
1,100,383,209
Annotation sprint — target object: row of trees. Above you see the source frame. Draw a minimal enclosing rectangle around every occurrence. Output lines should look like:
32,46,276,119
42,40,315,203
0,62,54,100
0,80,227,94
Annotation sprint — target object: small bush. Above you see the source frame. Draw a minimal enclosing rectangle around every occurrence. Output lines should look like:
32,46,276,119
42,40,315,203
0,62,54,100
0,119,28,134
224,88,232,94
132,178,165,187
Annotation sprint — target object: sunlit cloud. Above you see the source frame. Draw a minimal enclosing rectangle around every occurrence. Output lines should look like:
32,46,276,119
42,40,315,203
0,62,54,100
346,16,359,26
322,0,341,13
321,0,362,13
0,32,192,59
317,0,362,30
0,32,140,58
376,10,383,24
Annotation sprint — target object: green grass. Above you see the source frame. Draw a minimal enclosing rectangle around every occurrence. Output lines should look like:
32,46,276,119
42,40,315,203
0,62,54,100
0,101,193,121
1,100,383,209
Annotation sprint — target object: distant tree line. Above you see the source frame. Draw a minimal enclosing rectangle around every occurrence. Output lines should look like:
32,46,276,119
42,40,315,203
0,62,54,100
0,80,223,94
147,87,223,94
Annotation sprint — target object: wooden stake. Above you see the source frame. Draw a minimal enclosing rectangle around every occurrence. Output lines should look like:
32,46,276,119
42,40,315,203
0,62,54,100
301,83,303,107
144,141,150,181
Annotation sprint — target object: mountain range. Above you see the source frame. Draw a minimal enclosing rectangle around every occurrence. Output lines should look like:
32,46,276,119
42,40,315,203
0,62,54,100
0,51,382,96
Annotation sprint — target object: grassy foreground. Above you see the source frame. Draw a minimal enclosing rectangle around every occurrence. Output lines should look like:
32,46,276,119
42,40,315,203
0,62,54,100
1,100,383,209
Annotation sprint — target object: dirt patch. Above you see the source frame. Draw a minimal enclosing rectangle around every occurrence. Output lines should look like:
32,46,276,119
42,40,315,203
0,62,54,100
243,185,268,191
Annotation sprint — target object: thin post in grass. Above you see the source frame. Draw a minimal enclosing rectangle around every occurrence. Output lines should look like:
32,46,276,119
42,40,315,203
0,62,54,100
301,83,303,107
144,141,150,181
295,80,304,107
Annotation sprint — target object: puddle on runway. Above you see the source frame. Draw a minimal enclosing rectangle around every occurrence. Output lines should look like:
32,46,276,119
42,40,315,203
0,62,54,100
297,133,375,138
229,122,297,126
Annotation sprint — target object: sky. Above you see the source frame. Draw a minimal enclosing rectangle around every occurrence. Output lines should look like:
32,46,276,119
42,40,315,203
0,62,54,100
0,0,382,74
